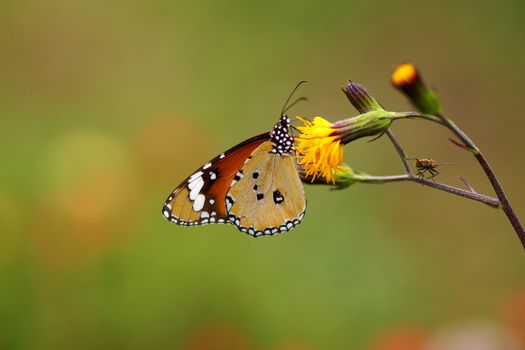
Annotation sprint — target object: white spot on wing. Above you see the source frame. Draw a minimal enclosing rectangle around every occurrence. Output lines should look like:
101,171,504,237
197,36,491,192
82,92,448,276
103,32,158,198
188,175,203,190
189,177,204,200
193,194,205,211
163,210,170,218
226,196,235,211
200,211,210,218
203,162,212,170
188,171,203,183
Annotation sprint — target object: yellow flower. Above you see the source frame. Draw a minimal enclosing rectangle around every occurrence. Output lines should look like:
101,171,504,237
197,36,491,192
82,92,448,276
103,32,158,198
295,117,344,184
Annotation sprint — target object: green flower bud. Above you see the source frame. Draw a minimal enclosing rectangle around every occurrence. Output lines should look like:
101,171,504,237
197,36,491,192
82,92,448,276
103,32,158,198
391,63,441,115
342,81,384,113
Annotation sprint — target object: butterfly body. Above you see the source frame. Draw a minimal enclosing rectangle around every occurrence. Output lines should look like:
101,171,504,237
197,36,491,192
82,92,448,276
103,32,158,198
162,116,306,237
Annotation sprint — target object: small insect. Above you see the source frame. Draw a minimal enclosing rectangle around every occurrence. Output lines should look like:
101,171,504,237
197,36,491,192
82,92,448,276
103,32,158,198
409,157,451,180
161,83,307,237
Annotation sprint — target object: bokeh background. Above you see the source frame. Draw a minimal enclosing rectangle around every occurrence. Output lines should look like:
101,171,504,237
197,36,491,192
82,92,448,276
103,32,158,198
1,0,524,349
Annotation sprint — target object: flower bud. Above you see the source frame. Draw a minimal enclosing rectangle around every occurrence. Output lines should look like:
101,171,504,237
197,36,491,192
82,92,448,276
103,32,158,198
330,110,393,145
342,81,384,113
391,63,441,115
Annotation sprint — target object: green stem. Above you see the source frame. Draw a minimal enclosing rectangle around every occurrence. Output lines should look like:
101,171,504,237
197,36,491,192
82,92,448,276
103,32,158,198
390,111,446,125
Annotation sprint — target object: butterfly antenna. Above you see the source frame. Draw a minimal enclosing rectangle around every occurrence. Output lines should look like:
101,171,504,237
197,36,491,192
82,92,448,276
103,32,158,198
282,97,309,115
281,80,308,116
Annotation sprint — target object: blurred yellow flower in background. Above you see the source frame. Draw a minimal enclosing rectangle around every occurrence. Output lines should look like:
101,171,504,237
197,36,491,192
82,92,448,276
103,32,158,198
391,63,418,88
391,62,441,114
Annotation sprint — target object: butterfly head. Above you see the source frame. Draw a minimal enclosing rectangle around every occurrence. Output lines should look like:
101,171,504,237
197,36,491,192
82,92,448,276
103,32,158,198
270,115,294,155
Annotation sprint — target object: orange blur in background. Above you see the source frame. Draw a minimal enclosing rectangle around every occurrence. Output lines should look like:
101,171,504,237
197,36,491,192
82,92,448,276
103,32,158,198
0,0,524,349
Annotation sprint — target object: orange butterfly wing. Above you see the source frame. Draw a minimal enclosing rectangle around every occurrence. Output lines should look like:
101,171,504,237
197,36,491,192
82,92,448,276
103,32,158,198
162,133,270,226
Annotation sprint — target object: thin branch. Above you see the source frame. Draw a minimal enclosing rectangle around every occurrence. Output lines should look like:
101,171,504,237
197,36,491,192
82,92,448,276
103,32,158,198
347,174,408,184
349,173,500,208
413,111,525,248
383,128,498,206
386,130,412,174
390,111,447,125
458,176,477,193
408,175,499,207
474,148,525,244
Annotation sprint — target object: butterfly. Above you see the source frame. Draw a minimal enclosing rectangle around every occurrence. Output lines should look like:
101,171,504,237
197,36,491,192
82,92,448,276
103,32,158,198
161,85,307,237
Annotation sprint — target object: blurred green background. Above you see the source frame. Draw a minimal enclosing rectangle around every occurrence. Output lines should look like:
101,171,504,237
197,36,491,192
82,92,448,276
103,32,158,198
1,0,524,349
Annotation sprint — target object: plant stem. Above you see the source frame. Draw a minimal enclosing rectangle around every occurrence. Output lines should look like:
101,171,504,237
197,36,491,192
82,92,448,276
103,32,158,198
382,129,499,207
349,173,501,207
390,111,446,125
392,110,525,248
300,127,501,207
386,130,411,174
458,176,476,193
436,113,525,248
